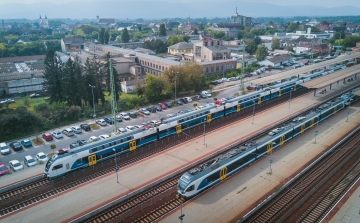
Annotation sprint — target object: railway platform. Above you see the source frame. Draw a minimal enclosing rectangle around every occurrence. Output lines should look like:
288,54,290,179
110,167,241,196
160,102,360,223
0,81,358,223
0,164,44,189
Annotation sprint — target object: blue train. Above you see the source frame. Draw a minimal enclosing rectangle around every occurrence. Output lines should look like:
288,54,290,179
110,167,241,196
44,65,348,179
177,91,357,198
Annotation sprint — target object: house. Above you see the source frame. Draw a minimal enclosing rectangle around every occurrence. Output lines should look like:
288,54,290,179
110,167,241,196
61,38,85,53
193,35,231,62
295,42,331,55
97,16,115,26
167,42,193,56
17,38,32,44
259,55,291,67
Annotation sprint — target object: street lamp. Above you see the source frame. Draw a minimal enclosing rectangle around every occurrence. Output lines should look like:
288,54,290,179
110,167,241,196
113,148,119,183
177,193,185,222
288,88,293,108
252,99,256,124
89,84,96,122
172,71,179,103
203,118,206,145
314,110,321,144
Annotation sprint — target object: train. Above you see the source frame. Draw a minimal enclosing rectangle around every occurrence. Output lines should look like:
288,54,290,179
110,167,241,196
177,91,358,198
44,65,348,179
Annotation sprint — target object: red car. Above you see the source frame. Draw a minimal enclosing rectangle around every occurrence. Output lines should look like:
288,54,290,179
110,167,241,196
158,103,167,109
0,163,9,176
42,132,53,141
58,147,69,154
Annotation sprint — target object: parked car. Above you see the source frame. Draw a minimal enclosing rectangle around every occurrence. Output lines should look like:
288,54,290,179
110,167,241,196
126,126,136,131
192,95,201,100
180,98,188,104
158,103,167,110
164,102,173,108
58,147,69,154
147,107,157,113
96,119,107,126
89,136,99,142
202,91,212,97
0,142,10,155
139,108,150,115
174,99,183,105
200,93,207,99
184,97,192,103
36,152,48,163
24,155,37,167
21,139,32,148
42,132,53,141
69,142,79,149
115,115,123,122
167,114,176,118
99,134,110,140
9,141,22,151
118,128,127,133
104,117,115,124
129,112,137,118
52,131,63,139
9,160,23,172
154,105,162,111
0,99,15,104
0,163,9,176
274,65,284,69
62,128,75,137
71,125,82,134
119,112,130,120
80,124,91,131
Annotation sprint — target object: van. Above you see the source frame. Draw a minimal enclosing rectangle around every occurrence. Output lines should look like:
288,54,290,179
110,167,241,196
0,142,10,155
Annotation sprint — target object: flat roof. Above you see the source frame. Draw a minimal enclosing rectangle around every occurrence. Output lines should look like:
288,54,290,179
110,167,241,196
250,52,360,85
352,90,360,96
301,64,360,89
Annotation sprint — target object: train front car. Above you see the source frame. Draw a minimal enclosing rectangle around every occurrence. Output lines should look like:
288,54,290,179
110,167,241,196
178,172,198,198
44,154,61,178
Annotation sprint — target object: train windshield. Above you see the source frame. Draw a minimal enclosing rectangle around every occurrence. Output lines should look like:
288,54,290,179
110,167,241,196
45,160,53,171
178,179,187,191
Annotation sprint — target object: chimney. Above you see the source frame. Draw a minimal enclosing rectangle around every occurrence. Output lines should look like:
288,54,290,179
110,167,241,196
307,27,311,34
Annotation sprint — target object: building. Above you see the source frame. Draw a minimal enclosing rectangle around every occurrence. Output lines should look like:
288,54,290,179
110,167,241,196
295,42,331,55
286,28,333,40
351,42,360,53
193,35,231,62
231,7,251,27
61,38,85,53
259,55,291,67
208,27,239,38
39,14,49,29
167,42,193,56
97,16,115,26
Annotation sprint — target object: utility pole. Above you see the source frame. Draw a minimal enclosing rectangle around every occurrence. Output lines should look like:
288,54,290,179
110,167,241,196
109,59,118,133
240,41,246,94
336,33,342,56
310,38,315,64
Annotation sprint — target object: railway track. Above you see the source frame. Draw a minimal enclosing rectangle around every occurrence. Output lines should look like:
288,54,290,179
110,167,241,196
241,127,360,223
0,88,311,217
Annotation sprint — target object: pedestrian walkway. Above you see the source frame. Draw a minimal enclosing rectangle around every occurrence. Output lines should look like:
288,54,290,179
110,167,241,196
160,103,360,223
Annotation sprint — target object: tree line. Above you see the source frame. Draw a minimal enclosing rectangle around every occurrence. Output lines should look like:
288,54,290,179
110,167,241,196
0,40,61,58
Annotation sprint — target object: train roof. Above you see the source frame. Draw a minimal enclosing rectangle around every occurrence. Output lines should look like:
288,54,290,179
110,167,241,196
227,90,262,104
161,105,216,124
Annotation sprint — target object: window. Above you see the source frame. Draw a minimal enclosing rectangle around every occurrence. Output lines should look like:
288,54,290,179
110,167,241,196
52,164,63,170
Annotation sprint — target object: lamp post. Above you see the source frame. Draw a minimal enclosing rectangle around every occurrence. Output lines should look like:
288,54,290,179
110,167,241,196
314,110,321,144
203,118,206,145
172,71,178,103
288,88,293,108
252,99,256,124
177,193,185,222
113,148,119,183
89,84,96,122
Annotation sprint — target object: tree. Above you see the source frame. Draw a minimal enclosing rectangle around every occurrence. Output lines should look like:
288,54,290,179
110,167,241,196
143,74,167,102
98,28,105,44
104,29,109,44
158,24,167,36
45,40,61,51
83,55,105,105
245,40,257,55
271,38,280,50
153,39,167,54
121,28,130,43
255,44,268,61
238,30,246,39
286,22,299,32
43,49,64,104
254,36,262,46
166,34,189,46
193,29,198,35
62,57,83,107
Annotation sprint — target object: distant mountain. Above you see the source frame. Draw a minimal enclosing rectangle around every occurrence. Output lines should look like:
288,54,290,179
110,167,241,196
0,1,359,19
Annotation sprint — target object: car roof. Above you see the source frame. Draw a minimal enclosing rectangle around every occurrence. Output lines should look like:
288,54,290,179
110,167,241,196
25,155,33,159
10,160,19,163
44,132,51,135
37,152,45,155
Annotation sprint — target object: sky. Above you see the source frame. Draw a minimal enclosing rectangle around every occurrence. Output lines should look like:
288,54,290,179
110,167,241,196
0,0,360,7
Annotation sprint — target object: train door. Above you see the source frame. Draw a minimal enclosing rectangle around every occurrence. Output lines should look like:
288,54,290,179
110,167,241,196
301,124,305,134
129,140,136,151
176,124,182,134
237,104,240,112
258,97,262,105
88,154,96,166
278,90,282,97
207,114,212,123
267,142,273,154
220,167,227,180
333,106,337,114
293,85,297,91
280,135,285,146
310,118,314,128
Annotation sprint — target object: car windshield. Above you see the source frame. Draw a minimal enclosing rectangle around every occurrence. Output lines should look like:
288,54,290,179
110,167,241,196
13,162,21,167
14,142,20,146
0,166,6,171
39,155,46,159
29,159,35,163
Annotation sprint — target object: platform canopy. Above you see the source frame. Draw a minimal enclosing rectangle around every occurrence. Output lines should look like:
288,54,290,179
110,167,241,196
300,64,360,89
250,52,360,85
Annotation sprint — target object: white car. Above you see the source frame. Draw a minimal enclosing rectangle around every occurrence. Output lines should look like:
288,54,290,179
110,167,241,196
62,128,74,137
134,125,144,129
36,152,48,163
71,125,82,134
119,112,130,120
24,155,37,167
184,97,192,102
96,119,107,126
89,136,99,142
52,131,63,139
99,134,110,140
126,126,136,131
9,160,24,172
118,128,127,133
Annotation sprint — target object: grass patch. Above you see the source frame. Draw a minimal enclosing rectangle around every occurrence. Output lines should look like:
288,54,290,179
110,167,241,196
89,123,101,130
31,138,45,146
12,97,47,111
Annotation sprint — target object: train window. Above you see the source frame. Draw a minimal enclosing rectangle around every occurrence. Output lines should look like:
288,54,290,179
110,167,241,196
179,119,184,123
127,136,132,141
113,141,116,145
102,145,105,149
52,164,63,170
186,185,195,192
120,139,123,143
